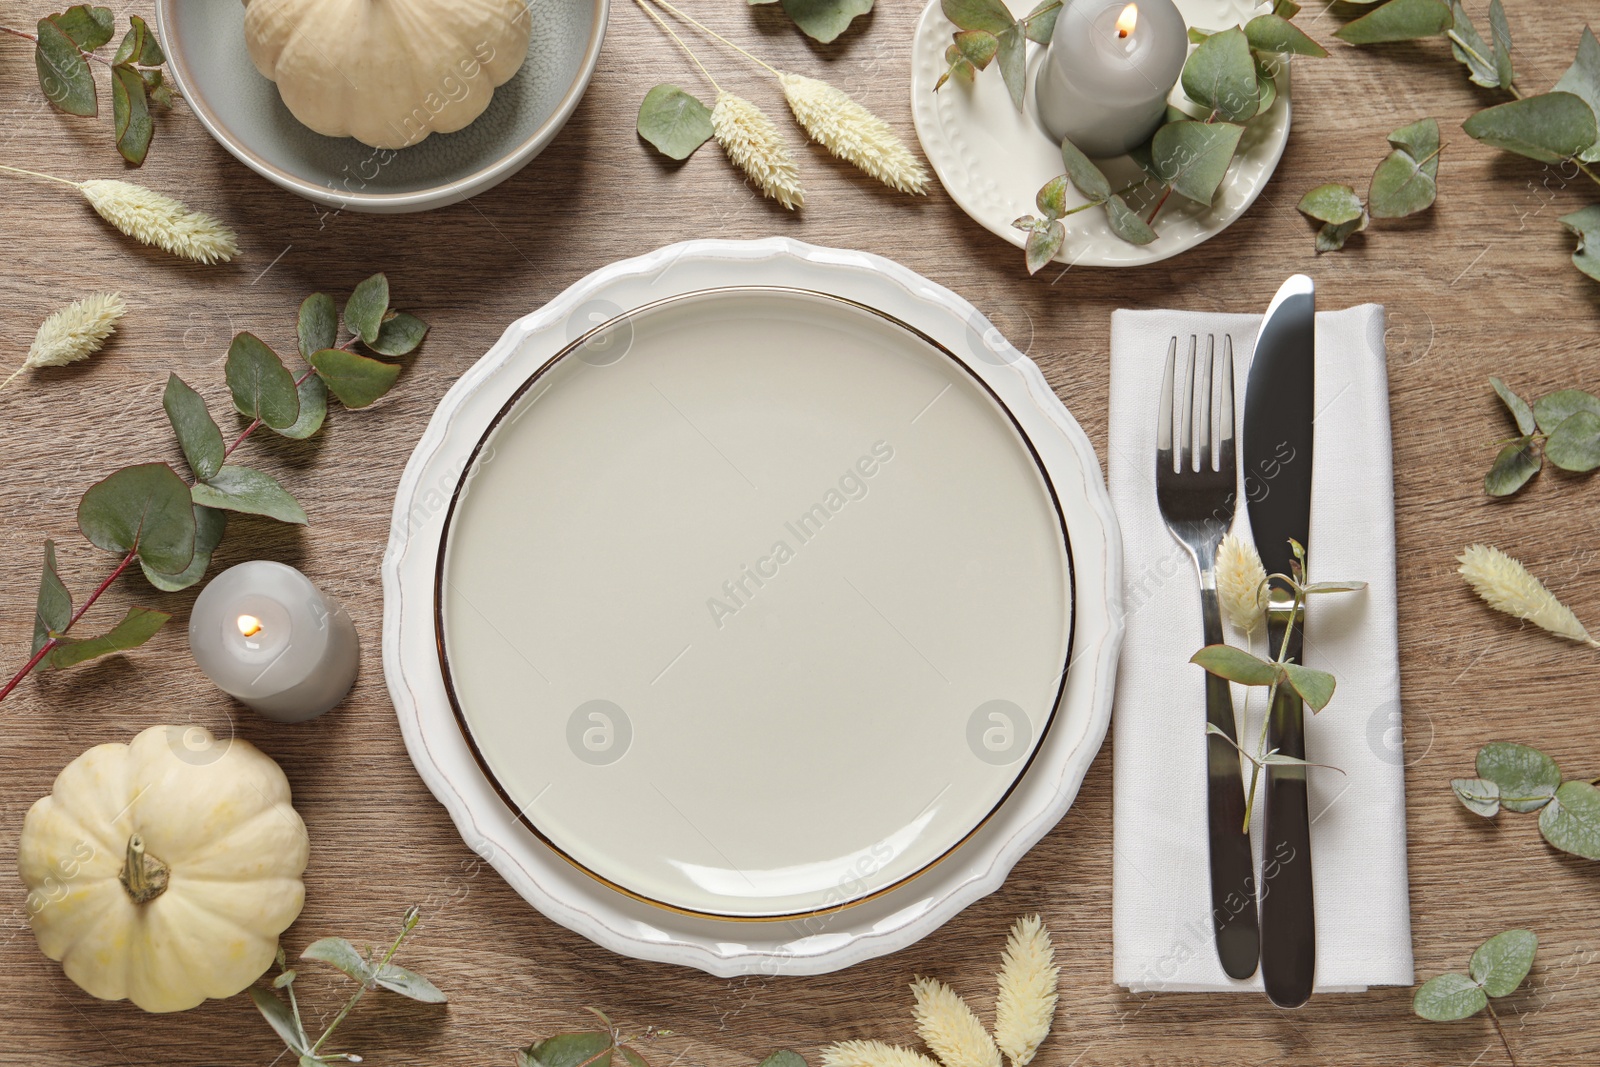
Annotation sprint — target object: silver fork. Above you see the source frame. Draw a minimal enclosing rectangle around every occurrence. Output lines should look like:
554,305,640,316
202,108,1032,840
1155,334,1260,980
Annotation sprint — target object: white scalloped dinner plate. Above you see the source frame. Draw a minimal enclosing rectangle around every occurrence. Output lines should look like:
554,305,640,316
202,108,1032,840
384,240,1123,972
910,0,1291,268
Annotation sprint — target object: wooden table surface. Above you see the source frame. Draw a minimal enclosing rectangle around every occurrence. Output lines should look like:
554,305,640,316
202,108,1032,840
3,1,1599,1064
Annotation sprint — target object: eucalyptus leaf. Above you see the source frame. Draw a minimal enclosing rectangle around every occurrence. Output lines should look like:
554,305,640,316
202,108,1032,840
1462,93,1600,165
1484,437,1540,496
779,0,874,43
191,465,308,525
1298,183,1365,225
1023,220,1064,275
937,46,976,90
619,1048,650,1067
1475,741,1560,813
373,962,448,1003
1532,388,1600,434
1451,777,1501,818
1486,0,1513,90
1316,214,1368,252
276,372,328,441
942,0,1013,35
1538,779,1600,859
48,5,115,50
1335,0,1454,46
308,348,402,409
250,987,309,1055
111,63,153,166
297,292,338,359
140,505,226,592
46,606,169,669
1151,120,1245,205
1368,145,1438,219
1553,28,1600,162
34,17,97,117
1181,27,1258,123
1389,116,1441,170
78,462,196,574
163,374,224,482
1559,204,1600,282
1036,175,1069,220
344,273,390,346
1469,928,1536,998
112,14,163,66
1254,55,1279,118
1413,972,1488,1021
1447,0,1498,87
996,22,1027,112
1489,376,1536,435
301,937,374,983
758,1052,808,1067
1106,194,1157,244
1059,138,1112,201
1274,0,1301,15
1244,13,1327,57
953,29,999,69
523,1032,614,1067
1282,662,1335,712
1302,580,1368,594
32,541,72,654
1023,0,1061,44
371,311,430,357
1191,644,1279,686
637,84,714,161
226,333,301,430
1544,410,1600,472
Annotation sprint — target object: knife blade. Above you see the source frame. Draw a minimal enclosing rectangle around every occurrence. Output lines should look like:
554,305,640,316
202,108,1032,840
1243,274,1317,1008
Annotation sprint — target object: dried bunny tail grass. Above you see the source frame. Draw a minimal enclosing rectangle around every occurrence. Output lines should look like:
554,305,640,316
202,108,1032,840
911,978,1001,1067
78,179,239,264
1217,532,1269,635
4,293,127,393
822,1042,942,1067
712,91,804,210
1458,543,1598,646
994,916,1058,1067
778,73,929,195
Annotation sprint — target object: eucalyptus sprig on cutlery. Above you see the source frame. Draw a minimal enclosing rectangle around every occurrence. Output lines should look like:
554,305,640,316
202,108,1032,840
1191,535,1365,829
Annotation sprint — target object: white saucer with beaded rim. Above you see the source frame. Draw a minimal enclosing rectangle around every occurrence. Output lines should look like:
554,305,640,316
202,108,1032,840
909,0,1292,269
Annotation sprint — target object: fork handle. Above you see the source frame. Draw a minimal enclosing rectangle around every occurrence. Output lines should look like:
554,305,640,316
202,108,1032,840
1199,585,1260,980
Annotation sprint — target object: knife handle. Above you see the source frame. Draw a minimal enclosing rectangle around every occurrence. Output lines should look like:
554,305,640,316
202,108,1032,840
1260,617,1316,1008
1199,587,1260,979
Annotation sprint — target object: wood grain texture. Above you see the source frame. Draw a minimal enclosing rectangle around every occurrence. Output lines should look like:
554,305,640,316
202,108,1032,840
2,1,1599,1064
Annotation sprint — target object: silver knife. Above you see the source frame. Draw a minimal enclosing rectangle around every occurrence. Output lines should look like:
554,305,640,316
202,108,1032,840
1242,275,1317,1008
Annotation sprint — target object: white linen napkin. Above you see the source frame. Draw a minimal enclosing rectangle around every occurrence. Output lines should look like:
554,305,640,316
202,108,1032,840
1107,305,1414,993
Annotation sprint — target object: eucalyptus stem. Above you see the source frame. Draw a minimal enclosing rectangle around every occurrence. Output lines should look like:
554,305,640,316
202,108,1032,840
1484,1000,1519,1067
307,911,421,1058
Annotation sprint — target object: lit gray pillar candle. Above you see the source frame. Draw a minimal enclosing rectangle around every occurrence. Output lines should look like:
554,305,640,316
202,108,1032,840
189,561,359,723
1035,0,1189,159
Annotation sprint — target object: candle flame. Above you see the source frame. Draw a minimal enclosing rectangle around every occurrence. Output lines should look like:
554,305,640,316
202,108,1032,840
1116,3,1137,37
236,614,263,638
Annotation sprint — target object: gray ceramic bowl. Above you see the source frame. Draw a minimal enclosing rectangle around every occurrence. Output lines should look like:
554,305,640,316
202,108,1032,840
154,0,607,213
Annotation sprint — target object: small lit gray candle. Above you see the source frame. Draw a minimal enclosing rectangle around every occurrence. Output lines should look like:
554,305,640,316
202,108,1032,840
189,561,359,723
1035,0,1189,158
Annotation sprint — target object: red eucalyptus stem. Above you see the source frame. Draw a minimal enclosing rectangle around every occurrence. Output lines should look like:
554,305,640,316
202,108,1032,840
0,24,117,67
0,549,137,702
0,363,323,704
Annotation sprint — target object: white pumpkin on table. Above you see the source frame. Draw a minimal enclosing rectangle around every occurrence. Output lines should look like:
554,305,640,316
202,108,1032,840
242,0,533,150
17,724,309,1013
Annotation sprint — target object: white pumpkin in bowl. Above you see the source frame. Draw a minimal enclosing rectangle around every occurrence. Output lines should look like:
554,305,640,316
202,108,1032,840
18,725,309,1013
243,0,533,150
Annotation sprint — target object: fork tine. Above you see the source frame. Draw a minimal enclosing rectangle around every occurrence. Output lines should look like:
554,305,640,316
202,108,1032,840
1218,335,1236,475
1197,334,1215,472
1179,335,1196,473
1157,336,1176,471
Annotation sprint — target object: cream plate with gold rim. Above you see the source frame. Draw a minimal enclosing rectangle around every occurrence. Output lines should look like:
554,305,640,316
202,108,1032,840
385,239,1123,972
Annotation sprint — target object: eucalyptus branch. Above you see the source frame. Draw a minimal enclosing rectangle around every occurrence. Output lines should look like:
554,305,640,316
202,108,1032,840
1,274,427,704
0,23,113,66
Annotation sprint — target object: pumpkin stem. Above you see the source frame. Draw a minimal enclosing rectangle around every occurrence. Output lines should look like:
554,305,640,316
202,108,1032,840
119,834,169,904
